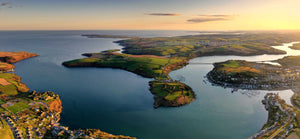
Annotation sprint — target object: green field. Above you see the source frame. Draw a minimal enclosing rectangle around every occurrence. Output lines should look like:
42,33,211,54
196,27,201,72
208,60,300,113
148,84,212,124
221,60,240,68
0,73,14,79
165,91,184,101
0,84,18,95
7,101,29,114
150,81,194,102
63,53,187,78
215,60,262,75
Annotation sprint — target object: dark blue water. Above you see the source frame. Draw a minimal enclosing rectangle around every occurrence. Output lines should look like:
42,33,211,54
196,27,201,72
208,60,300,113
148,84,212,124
0,30,294,139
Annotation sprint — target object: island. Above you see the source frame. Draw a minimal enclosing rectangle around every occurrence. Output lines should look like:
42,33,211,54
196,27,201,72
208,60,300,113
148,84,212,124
63,51,195,108
0,51,135,139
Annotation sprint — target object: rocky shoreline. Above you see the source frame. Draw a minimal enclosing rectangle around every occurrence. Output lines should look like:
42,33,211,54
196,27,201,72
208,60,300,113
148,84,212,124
0,51,38,63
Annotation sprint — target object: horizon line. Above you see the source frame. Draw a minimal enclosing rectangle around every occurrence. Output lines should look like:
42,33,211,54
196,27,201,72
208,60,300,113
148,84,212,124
0,29,300,32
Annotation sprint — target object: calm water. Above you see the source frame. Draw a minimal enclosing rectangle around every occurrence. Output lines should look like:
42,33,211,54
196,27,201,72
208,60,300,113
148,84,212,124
0,30,298,139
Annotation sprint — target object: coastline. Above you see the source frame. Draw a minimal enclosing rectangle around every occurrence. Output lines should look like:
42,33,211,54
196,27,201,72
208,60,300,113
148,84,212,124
0,51,135,139
249,93,297,138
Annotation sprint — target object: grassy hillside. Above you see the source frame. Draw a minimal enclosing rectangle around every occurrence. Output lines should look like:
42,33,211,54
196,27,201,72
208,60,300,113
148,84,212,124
150,80,195,107
207,60,293,90
0,73,29,95
64,52,187,78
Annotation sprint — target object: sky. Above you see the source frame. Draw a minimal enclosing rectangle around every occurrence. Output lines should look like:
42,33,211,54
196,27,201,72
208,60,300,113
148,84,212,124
0,0,299,30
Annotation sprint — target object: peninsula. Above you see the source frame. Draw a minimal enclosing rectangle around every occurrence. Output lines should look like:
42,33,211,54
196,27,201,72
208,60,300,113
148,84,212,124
207,56,300,91
207,56,300,138
63,52,195,108
0,51,135,139
207,60,293,90
0,51,38,64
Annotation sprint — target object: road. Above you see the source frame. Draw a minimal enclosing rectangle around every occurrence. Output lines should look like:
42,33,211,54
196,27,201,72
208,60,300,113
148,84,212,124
267,114,292,139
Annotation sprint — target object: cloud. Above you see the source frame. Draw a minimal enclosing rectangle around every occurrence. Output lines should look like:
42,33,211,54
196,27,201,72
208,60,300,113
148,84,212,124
1,2,9,6
187,18,230,23
145,13,181,16
0,2,13,8
198,15,233,18
187,15,235,23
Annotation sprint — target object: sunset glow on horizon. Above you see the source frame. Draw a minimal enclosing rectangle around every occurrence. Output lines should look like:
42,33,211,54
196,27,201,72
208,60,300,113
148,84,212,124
0,0,300,30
